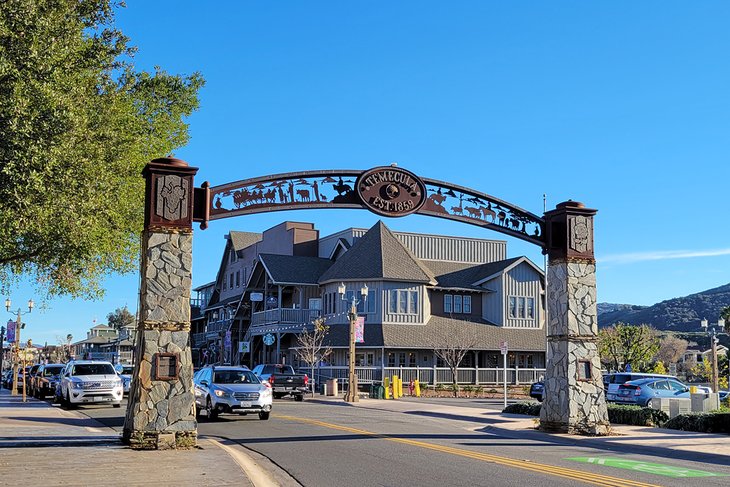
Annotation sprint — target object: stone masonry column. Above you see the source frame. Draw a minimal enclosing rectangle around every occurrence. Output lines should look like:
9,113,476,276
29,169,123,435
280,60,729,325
540,201,610,435
122,157,198,449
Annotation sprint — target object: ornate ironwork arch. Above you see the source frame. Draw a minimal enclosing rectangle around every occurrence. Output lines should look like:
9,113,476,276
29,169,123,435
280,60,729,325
202,167,545,247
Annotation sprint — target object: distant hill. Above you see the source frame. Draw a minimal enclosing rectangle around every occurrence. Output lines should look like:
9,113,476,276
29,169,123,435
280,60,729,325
598,283,730,332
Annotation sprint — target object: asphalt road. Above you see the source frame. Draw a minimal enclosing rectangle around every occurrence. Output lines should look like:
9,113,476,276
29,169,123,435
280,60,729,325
74,397,730,487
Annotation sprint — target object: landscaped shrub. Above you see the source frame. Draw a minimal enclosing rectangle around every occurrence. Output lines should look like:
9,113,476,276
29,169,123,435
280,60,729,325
606,404,668,427
503,402,541,416
664,413,730,434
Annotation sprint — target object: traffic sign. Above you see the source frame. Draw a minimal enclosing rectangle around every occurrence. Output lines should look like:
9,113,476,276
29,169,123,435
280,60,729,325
500,340,508,355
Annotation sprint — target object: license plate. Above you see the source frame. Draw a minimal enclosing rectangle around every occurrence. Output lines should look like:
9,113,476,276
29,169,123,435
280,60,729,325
240,401,252,408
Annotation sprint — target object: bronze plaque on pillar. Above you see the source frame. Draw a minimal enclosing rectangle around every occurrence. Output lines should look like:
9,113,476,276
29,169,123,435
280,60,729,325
154,353,180,381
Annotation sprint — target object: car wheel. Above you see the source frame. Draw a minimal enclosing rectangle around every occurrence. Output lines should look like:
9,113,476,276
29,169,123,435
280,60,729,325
294,394,304,402
258,411,270,420
206,397,218,420
272,392,281,399
112,403,121,408
65,391,75,409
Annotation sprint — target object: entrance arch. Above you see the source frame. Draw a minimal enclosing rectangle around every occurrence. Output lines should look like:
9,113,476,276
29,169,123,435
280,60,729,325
122,159,609,449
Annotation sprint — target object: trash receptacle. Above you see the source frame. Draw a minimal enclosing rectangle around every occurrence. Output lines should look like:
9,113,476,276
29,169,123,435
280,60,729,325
376,385,385,399
326,379,338,396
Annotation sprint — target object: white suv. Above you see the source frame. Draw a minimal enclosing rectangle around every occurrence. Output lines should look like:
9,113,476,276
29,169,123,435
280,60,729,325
57,360,123,408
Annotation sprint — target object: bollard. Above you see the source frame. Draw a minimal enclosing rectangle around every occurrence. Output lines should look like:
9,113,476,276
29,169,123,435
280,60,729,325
414,379,421,397
398,377,403,398
392,375,399,399
384,377,391,399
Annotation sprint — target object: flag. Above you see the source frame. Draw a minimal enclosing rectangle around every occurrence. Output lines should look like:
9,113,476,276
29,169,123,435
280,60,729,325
6,320,16,343
355,317,365,343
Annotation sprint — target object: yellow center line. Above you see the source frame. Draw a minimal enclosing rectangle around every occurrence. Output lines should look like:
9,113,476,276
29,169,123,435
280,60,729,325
275,414,662,487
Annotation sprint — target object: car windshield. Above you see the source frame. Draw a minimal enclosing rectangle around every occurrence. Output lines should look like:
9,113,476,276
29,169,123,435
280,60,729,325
213,370,259,384
72,363,115,375
121,366,134,374
44,366,64,376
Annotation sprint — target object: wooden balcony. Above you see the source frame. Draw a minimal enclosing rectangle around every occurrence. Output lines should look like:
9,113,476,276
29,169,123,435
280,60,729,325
250,308,321,330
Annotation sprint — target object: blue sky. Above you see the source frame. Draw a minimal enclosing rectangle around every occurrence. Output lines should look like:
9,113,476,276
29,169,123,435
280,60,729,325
8,1,730,346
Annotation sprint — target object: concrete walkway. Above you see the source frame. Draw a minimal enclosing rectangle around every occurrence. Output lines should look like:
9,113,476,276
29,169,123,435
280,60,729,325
311,394,730,461
0,388,266,487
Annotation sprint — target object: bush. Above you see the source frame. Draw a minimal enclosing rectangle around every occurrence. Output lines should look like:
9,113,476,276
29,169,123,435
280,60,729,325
503,402,541,416
664,413,730,434
607,404,668,427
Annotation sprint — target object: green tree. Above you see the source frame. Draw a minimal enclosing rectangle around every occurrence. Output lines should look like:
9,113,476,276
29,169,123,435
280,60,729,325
107,305,134,330
0,0,204,299
720,306,730,333
598,322,660,372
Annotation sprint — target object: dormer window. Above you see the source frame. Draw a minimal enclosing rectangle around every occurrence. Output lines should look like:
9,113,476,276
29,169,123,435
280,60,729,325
444,294,471,314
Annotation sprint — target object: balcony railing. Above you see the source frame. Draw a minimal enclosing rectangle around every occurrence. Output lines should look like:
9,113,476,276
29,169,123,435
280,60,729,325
251,308,321,328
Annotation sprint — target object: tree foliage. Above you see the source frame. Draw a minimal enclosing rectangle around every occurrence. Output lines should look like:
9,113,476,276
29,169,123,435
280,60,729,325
598,322,660,372
106,305,134,330
0,0,204,298
654,335,689,367
721,306,730,333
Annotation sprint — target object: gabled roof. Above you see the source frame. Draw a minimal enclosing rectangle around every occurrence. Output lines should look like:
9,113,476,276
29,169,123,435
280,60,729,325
90,324,114,330
424,257,523,291
319,221,436,284
471,256,544,287
259,253,334,285
229,231,262,251
328,238,351,260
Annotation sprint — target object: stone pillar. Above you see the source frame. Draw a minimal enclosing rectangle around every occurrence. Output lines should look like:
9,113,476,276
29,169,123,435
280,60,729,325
539,201,610,435
122,157,198,449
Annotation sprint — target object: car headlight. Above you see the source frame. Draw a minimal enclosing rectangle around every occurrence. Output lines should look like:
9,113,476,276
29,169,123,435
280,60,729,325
214,390,229,398
260,387,272,397
71,381,85,389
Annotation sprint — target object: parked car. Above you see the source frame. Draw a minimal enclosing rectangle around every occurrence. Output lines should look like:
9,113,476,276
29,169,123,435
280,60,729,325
252,364,308,401
604,372,678,402
34,363,65,399
720,391,728,402
529,380,544,401
56,360,123,408
115,364,135,394
193,365,272,420
615,377,690,407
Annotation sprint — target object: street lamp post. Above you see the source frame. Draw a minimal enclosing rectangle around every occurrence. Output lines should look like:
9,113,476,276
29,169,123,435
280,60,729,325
339,283,368,403
0,325,5,378
701,317,726,393
5,297,34,397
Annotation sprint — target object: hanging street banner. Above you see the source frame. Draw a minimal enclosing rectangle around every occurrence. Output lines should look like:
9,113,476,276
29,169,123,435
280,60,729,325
355,317,365,343
238,341,250,353
6,320,16,343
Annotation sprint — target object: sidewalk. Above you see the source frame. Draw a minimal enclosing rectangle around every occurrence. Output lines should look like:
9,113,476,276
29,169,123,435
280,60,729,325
311,394,730,461
0,388,271,487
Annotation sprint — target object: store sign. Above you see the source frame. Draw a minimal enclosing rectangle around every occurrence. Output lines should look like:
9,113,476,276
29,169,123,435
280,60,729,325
250,292,263,302
238,341,250,353
263,333,275,346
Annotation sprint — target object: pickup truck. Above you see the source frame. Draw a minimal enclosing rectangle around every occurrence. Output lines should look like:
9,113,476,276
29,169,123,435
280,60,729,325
252,364,308,401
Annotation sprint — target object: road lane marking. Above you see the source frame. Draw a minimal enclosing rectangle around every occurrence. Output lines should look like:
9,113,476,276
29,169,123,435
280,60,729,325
209,438,279,487
275,414,661,487
568,457,728,478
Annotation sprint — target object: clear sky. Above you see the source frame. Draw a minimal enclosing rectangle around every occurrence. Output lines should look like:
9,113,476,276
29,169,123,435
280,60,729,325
7,1,730,347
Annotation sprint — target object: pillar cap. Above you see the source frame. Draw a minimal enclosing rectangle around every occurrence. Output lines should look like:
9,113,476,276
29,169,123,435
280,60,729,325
555,200,585,209
150,156,189,167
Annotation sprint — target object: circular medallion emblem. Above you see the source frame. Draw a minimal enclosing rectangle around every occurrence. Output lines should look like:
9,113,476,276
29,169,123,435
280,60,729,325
263,333,275,346
356,166,426,217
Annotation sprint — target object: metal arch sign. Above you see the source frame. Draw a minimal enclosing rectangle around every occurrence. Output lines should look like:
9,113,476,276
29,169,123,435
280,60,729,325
201,166,545,247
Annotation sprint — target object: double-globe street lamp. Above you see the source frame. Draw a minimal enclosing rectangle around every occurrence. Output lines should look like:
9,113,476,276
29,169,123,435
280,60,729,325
700,317,726,394
5,297,34,396
338,283,368,403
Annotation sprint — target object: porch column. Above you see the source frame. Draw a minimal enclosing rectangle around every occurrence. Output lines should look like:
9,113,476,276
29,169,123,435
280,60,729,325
122,158,198,449
540,201,610,435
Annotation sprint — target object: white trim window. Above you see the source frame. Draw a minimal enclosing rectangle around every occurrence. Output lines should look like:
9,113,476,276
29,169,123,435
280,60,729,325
509,296,535,319
444,294,472,314
389,289,419,315
346,289,376,313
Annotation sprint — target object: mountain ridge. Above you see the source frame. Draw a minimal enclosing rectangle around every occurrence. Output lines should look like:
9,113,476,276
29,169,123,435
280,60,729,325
598,282,730,331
